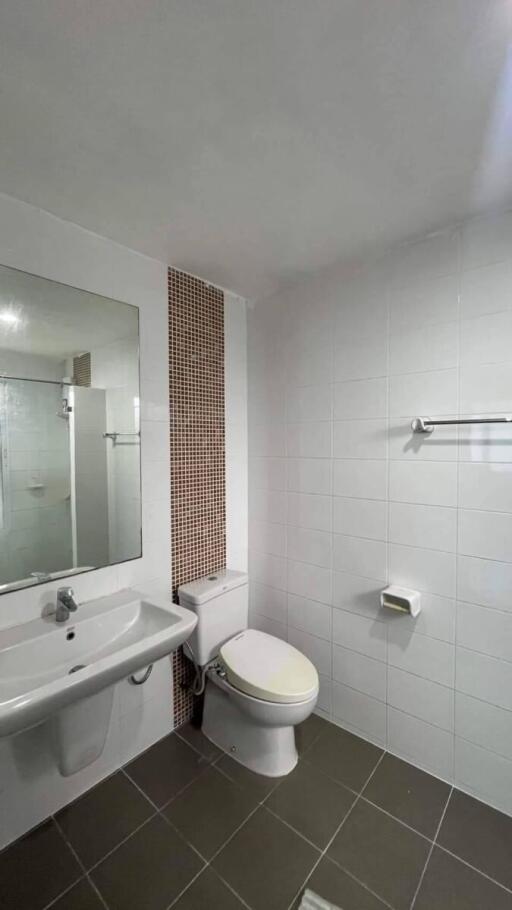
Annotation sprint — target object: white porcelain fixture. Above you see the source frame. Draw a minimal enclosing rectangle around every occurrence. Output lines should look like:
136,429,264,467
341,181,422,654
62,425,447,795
0,589,197,742
179,571,319,777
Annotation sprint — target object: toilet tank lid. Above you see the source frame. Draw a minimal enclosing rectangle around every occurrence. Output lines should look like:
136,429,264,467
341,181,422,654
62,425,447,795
178,570,248,605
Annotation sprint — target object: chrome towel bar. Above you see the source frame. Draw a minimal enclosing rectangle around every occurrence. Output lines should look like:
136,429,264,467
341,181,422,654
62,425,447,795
412,416,512,434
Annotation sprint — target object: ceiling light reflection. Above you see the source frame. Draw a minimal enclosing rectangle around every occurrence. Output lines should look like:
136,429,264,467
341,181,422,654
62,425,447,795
0,311,20,326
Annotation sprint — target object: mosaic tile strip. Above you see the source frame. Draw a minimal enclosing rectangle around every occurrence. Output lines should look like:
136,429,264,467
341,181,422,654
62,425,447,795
73,352,91,387
168,267,226,727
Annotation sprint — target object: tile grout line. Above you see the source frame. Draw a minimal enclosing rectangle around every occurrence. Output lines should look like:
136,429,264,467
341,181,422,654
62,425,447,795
82,875,111,910
164,801,263,910
262,794,433,910
81,771,211,910
324,862,397,910
203,800,263,865
295,723,334,762
165,864,253,910
165,736,335,910
122,761,205,814
13,744,206,910
174,727,223,762
212,749,291,797
127,728,328,910
210,759,250,786
0,766,125,863
157,809,211,865
453,237,462,792
162,744,278,907
30,726,512,910
330,340,335,724
84,813,159,875
51,814,111,910
127,746,512,907
263,805,324,853
292,758,360,802
409,786,453,910
40,877,84,910
285,750,387,910
357,794,435,844
322,526,462,554
164,865,208,910
436,844,512,897
120,766,215,865
385,277,391,752
212,871,253,910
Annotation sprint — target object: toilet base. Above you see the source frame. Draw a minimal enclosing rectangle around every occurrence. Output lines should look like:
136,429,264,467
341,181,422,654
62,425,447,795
202,675,300,777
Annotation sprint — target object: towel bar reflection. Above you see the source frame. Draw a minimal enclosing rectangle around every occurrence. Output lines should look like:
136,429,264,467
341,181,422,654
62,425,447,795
412,416,512,434
103,431,141,442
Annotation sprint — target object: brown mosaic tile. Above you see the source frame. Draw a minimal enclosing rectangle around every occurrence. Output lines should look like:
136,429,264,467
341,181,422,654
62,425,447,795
168,268,225,727
73,352,91,387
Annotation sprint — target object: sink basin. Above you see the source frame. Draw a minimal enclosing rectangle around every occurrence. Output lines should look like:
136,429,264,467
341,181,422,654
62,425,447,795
0,588,197,737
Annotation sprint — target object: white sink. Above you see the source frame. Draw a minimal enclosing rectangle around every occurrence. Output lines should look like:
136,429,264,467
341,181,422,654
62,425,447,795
0,588,197,738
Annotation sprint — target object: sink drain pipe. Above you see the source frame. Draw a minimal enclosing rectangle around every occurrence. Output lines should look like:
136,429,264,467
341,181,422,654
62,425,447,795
129,665,153,685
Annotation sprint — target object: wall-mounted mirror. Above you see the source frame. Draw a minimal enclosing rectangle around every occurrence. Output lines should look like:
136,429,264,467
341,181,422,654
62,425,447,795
0,263,141,594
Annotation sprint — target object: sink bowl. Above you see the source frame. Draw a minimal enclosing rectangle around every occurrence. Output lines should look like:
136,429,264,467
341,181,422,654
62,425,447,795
0,588,197,737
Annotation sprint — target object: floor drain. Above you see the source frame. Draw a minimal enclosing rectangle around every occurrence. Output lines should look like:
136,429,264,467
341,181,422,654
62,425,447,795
68,664,86,674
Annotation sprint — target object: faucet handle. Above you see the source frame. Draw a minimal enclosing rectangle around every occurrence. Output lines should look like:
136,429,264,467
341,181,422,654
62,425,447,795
57,586,78,610
58,585,73,597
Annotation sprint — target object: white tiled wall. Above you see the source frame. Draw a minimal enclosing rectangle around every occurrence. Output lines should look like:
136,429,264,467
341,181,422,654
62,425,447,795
248,209,512,817
0,192,172,848
225,292,248,573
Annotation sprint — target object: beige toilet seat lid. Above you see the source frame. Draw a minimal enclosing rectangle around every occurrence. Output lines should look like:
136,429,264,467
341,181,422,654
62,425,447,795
220,629,319,704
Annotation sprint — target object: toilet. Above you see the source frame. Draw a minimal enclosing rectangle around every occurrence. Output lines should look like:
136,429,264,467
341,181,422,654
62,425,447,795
178,570,319,777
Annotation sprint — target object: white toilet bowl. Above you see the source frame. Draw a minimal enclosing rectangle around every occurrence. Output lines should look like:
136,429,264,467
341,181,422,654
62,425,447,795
202,631,319,776
178,571,319,777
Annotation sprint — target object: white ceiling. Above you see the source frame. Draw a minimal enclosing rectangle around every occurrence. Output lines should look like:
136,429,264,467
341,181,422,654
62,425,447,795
0,1,511,299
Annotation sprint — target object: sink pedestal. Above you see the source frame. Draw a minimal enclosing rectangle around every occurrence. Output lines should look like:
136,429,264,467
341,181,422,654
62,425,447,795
51,684,115,776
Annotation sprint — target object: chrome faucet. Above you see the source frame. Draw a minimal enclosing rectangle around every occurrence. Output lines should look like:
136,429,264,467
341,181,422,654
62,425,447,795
55,587,79,623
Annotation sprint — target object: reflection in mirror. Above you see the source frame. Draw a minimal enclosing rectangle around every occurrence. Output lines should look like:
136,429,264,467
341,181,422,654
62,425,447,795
0,263,141,594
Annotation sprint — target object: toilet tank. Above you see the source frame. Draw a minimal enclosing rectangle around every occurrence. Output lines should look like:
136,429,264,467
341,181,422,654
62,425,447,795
178,570,248,666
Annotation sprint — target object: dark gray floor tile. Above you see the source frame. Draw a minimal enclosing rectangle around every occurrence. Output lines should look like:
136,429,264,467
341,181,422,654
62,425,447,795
212,807,319,910
362,752,450,838
293,857,389,910
295,713,330,756
91,815,203,910
438,789,512,891
304,723,383,791
267,761,354,848
415,846,512,910
328,799,430,910
164,765,255,859
124,732,208,807
0,819,82,910
216,753,284,802
173,867,246,910
56,771,154,868
176,721,223,761
50,878,106,910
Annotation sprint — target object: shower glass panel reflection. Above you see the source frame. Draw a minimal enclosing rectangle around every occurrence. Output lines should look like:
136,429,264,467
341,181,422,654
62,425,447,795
0,378,73,586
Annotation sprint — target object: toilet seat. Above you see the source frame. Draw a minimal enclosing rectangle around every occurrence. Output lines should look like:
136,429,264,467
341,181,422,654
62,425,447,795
219,629,319,705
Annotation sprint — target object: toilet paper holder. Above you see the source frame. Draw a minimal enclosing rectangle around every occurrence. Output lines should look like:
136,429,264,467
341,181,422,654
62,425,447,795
380,585,421,618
